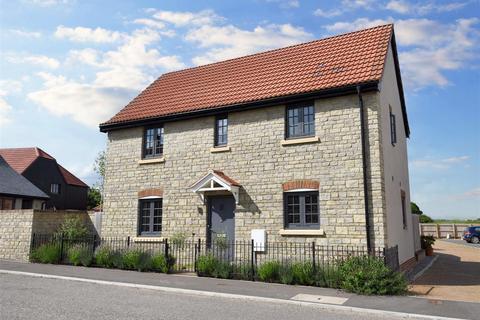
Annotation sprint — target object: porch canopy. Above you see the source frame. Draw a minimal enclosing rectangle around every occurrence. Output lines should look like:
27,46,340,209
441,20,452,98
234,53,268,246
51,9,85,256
190,170,240,204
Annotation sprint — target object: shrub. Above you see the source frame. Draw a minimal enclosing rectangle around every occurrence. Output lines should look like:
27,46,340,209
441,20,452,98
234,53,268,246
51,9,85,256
122,249,152,272
291,262,315,286
257,261,280,282
234,263,254,280
57,216,89,239
94,245,116,268
212,261,232,279
338,255,407,295
68,244,93,267
420,235,435,249
111,250,125,269
279,264,294,285
170,233,187,246
151,253,176,273
315,265,342,288
30,243,61,264
197,254,218,276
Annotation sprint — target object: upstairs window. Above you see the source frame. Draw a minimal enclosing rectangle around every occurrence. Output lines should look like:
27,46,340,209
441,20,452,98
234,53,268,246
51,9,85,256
144,126,164,158
214,115,228,146
390,106,397,145
284,192,320,229
138,199,162,236
286,103,315,138
50,183,61,194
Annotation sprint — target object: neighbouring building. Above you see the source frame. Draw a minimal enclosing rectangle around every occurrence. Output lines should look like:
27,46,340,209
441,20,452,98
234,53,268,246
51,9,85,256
99,25,416,266
0,156,49,210
0,147,89,210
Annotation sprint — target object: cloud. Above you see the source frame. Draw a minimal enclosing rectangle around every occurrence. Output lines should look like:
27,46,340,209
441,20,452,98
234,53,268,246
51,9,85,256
30,25,186,127
26,0,72,6
385,0,468,15
28,72,136,127
186,23,312,65
462,188,480,198
152,9,221,27
0,80,22,127
324,17,479,88
411,155,470,169
313,8,343,18
313,0,376,18
8,29,42,38
386,1,410,13
6,53,60,69
55,25,125,43
264,0,300,8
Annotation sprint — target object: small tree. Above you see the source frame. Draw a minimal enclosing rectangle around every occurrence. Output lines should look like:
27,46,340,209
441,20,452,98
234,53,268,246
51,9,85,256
58,216,89,239
94,151,105,190
411,201,434,223
87,187,102,209
419,214,434,223
411,202,423,215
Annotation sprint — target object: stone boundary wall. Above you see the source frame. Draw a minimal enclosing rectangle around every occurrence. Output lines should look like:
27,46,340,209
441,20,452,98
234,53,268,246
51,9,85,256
0,210,96,262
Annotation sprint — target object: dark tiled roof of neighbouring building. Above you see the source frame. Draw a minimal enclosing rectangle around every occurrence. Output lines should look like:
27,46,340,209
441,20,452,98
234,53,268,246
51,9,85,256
0,156,49,199
0,147,89,188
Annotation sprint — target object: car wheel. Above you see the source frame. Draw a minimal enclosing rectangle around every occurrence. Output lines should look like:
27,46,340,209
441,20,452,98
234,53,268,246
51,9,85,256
471,236,479,244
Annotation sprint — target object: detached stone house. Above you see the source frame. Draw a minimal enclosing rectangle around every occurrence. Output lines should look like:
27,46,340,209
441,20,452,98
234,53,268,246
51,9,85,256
100,24,416,266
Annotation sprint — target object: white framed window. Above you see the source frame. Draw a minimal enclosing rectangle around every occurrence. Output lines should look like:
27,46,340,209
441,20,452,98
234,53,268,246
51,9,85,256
50,183,61,194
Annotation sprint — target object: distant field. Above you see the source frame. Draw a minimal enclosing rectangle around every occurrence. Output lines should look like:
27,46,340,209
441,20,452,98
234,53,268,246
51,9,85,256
432,219,480,224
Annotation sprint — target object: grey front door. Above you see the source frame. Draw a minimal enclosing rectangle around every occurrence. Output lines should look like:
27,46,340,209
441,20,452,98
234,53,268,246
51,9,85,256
208,196,235,245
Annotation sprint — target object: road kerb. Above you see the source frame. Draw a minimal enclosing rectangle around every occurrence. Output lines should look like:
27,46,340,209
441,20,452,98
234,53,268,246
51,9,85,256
0,269,466,320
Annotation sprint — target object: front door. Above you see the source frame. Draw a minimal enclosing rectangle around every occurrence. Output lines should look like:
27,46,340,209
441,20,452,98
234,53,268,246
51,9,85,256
207,196,235,246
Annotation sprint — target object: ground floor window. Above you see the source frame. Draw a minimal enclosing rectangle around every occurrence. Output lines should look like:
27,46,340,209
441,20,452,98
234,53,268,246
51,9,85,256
284,192,319,229
138,199,162,236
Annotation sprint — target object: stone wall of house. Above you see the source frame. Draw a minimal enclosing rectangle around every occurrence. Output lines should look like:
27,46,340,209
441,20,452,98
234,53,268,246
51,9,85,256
103,91,387,248
0,210,97,261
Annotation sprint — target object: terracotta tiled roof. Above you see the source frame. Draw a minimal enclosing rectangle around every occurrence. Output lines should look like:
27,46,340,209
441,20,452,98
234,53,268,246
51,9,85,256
213,170,240,187
57,164,89,187
0,147,88,188
102,24,393,127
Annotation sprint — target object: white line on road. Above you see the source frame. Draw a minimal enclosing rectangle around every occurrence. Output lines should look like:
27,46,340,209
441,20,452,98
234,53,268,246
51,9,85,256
0,269,465,320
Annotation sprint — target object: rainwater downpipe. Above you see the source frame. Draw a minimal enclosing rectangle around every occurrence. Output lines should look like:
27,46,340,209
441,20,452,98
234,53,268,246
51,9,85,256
357,85,372,253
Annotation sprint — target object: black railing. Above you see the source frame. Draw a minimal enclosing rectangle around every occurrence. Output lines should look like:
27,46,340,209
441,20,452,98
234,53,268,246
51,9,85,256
30,234,400,276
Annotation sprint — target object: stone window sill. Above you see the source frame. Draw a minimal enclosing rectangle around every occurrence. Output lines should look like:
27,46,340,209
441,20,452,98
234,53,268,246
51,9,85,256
281,136,320,146
131,236,164,243
138,157,165,165
210,146,231,153
279,229,325,237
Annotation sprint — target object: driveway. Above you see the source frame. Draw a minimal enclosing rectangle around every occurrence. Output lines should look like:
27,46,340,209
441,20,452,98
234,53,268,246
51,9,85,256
411,239,480,303
442,239,480,249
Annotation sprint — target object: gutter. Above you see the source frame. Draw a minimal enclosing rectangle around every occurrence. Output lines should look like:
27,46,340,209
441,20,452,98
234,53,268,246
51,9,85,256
99,82,379,132
356,85,372,253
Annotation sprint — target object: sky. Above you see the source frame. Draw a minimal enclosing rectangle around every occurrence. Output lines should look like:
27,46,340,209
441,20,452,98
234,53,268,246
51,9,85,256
0,0,479,219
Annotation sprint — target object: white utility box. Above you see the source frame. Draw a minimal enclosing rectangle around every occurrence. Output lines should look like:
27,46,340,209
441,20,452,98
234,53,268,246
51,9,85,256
251,229,266,252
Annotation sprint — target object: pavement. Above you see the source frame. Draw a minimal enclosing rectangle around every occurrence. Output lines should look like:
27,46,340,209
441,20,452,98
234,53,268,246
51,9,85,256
1,259,479,319
411,239,480,303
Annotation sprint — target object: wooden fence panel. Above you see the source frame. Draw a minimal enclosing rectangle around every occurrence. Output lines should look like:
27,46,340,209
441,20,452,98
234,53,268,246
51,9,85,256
419,223,475,239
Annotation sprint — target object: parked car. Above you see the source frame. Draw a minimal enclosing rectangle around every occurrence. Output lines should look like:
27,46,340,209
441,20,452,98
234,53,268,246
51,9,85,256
463,226,480,244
